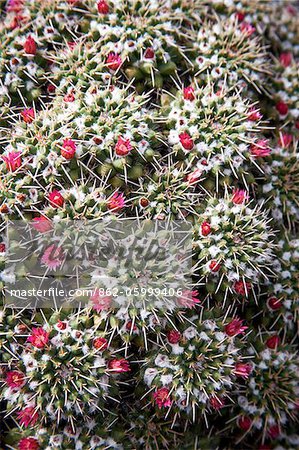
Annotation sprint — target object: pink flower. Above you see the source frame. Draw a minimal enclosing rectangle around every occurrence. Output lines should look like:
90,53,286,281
23,36,37,55
232,189,248,204
250,139,271,157
236,11,245,22
97,0,109,14
91,290,112,311
21,108,35,123
32,216,52,233
247,107,262,121
179,132,194,151
183,86,195,101
187,168,202,184
279,52,292,68
18,437,40,450
5,370,25,389
108,358,130,373
64,92,75,102
17,406,39,427
240,21,256,36
61,138,76,159
167,330,181,344
278,133,292,148
225,318,248,337
266,335,280,350
41,244,65,270
209,396,225,410
107,192,125,212
276,101,289,116
115,137,132,156
177,290,200,308
233,280,251,296
144,47,155,59
7,0,24,13
27,327,49,349
234,362,252,379
237,416,252,430
48,190,64,208
209,260,221,272
0,243,5,253
153,387,172,409
93,337,108,350
106,52,122,71
200,221,211,236
267,296,282,311
2,151,22,171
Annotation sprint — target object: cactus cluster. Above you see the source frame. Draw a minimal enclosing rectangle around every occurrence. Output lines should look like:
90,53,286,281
0,0,298,449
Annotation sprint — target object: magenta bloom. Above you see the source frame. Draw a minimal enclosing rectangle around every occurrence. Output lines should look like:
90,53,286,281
183,86,195,101
250,139,271,157
27,327,49,349
107,192,125,212
108,358,131,373
247,107,262,121
2,151,22,172
177,290,200,308
225,318,248,337
17,406,39,427
232,189,248,204
41,244,65,270
61,138,76,160
210,396,225,410
106,52,122,71
32,216,52,233
234,362,253,379
115,137,132,156
240,21,256,36
153,387,172,409
5,370,25,389
91,290,112,311
48,190,64,208
18,437,40,450
21,107,35,123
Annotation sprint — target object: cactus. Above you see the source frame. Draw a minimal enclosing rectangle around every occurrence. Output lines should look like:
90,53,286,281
162,82,269,189
1,310,130,428
140,309,249,421
233,335,299,443
193,193,275,297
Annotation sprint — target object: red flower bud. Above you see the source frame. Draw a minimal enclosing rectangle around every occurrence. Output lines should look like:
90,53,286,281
167,330,181,344
183,86,195,101
237,415,252,430
179,132,194,151
23,36,37,55
266,335,280,349
276,101,289,116
267,297,282,311
201,221,211,236
279,52,292,67
209,260,221,272
97,0,109,14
